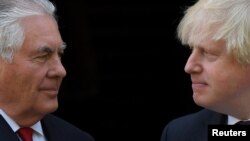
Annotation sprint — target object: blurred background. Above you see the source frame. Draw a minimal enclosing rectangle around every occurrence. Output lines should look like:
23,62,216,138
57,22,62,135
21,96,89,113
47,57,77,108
50,0,202,141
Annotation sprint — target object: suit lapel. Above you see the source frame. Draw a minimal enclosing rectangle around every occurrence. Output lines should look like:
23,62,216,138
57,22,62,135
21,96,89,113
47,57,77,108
206,112,227,125
192,110,227,141
41,117,54,141
41,115,62,141
0,115,20,141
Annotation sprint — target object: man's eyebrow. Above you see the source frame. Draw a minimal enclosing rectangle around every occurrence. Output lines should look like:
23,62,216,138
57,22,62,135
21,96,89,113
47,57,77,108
60,42,67,50
36,42,66,54
37,46,54,53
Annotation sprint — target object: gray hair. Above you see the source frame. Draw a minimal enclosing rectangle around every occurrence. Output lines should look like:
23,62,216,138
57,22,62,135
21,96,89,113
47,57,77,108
0,0,56,62
177,0,250,64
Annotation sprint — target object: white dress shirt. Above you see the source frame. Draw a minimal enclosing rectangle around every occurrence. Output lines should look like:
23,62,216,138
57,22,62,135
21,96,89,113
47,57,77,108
0,109,47,141
227,115,250,125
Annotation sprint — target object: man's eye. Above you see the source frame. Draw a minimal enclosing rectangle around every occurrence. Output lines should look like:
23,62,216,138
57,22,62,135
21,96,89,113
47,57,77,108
203,51,218,61
33,54,50,63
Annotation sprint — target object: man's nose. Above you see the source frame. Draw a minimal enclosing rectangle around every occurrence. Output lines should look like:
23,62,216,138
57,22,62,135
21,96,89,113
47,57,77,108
48,57,67,78
184,50,202,74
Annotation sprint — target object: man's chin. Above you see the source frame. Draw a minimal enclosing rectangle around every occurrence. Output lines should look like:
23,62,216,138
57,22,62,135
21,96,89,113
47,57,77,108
41,101,59,114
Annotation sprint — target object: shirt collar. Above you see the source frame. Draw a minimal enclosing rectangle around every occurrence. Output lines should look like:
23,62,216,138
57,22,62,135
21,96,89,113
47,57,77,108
227,115,250,125
0,109,44,136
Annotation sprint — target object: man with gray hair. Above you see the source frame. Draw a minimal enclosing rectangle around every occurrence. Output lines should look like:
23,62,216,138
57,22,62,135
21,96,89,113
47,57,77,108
0,0,94,140
161,0,250,140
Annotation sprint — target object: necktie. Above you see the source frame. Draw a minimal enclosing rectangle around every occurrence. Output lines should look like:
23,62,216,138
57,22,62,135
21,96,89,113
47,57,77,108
235,120,250,125
17,127,33,141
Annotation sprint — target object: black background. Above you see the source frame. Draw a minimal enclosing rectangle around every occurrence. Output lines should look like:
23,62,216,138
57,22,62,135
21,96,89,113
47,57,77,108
50,0,202,141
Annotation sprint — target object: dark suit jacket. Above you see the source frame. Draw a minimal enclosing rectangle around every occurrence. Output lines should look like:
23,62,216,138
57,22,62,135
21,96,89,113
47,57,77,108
0,114,94,141
161,109,227,141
